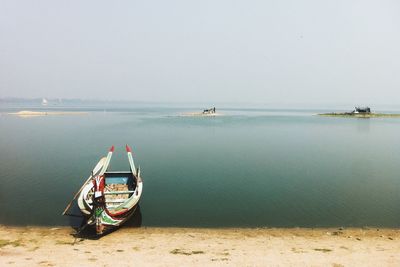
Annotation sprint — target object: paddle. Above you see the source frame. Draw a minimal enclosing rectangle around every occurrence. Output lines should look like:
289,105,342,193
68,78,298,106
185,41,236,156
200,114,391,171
61,156,106,216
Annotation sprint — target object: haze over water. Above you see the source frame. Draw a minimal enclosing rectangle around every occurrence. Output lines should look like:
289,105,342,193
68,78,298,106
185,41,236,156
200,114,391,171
0,104,399,227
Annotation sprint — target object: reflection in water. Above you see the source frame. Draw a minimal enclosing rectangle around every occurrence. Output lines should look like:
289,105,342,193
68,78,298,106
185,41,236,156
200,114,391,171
66,202,85,230
356,118,371,133
122,205,143,228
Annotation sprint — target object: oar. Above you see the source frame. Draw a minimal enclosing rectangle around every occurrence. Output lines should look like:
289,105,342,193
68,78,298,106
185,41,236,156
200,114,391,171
61,156,106,215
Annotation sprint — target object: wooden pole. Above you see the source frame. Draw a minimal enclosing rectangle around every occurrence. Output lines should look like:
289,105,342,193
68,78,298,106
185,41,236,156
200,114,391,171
61,172,94,215
61,156,107,216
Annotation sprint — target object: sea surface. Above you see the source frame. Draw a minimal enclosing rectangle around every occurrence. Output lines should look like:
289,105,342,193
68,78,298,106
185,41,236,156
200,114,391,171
0,104,400,227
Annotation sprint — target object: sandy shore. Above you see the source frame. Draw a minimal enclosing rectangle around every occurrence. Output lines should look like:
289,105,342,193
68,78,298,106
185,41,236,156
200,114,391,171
8,111,88,117
180,112,223,117
1,226,399,266
318,113,400,118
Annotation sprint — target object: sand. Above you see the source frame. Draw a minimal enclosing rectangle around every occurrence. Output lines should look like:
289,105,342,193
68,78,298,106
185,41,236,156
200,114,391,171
8,111,88,117
318,113,400,118
180,112,223,117
0,226,399,267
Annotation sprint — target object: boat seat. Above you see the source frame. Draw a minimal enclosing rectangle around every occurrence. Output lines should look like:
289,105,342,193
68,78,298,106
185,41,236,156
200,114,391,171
104,191,134,195
104,199,128,203
87,198,129,204
87,190,134,196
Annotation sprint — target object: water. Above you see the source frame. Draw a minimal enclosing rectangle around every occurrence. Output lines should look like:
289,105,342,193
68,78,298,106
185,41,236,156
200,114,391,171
0,105,399,227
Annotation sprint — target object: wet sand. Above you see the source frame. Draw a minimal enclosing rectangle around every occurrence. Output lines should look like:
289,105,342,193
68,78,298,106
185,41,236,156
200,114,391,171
318,113,400,118
180,112,223,117
1,226,399,266
8,111,88,117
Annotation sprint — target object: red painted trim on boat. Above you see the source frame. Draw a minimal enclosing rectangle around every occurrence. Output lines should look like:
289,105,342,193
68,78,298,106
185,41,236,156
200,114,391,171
125,144,132,153
106,208,130,217
109,145,115,152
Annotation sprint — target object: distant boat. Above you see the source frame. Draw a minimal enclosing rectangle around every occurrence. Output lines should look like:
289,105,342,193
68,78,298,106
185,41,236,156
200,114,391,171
41,98,48,106
63,145,143,235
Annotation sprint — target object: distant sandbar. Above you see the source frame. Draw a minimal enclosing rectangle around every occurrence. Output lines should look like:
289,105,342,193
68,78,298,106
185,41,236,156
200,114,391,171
318,112,400,118
180,112,223,117
8,110,88,117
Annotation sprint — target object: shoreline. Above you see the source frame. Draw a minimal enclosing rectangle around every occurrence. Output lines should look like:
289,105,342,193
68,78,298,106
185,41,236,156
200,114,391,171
318,113,400,118
1,226,399,266
180,112,223,117
2,224,400,230
7,110,89,117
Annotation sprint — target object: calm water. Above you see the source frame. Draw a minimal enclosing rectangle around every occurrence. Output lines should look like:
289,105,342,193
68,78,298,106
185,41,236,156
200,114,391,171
0,105,399,227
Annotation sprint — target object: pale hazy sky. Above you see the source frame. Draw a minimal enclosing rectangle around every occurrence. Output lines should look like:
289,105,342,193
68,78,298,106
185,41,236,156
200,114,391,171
0,0,399,104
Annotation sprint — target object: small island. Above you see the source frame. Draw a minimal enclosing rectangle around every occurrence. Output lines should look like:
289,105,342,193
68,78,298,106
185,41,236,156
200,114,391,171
8,110,88,117
318,107,400,118
181,107,223,117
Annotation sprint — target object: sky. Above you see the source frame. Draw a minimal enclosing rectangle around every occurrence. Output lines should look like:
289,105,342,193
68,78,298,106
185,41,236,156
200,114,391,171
0,0,399,105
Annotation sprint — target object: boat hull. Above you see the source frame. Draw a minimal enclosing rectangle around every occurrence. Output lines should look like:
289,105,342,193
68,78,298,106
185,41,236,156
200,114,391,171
78,172,143,231
76,146,143,235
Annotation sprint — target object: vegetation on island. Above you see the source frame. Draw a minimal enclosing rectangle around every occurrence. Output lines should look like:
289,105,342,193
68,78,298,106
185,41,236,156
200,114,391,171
318,107,400,118
318,113,400,118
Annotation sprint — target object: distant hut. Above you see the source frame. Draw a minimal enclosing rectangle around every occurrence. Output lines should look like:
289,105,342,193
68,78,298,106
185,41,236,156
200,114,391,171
203,107,216,114
354,107,371,114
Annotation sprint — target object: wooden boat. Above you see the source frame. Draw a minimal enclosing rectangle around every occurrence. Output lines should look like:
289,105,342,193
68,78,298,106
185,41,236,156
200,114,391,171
71,145,143,235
